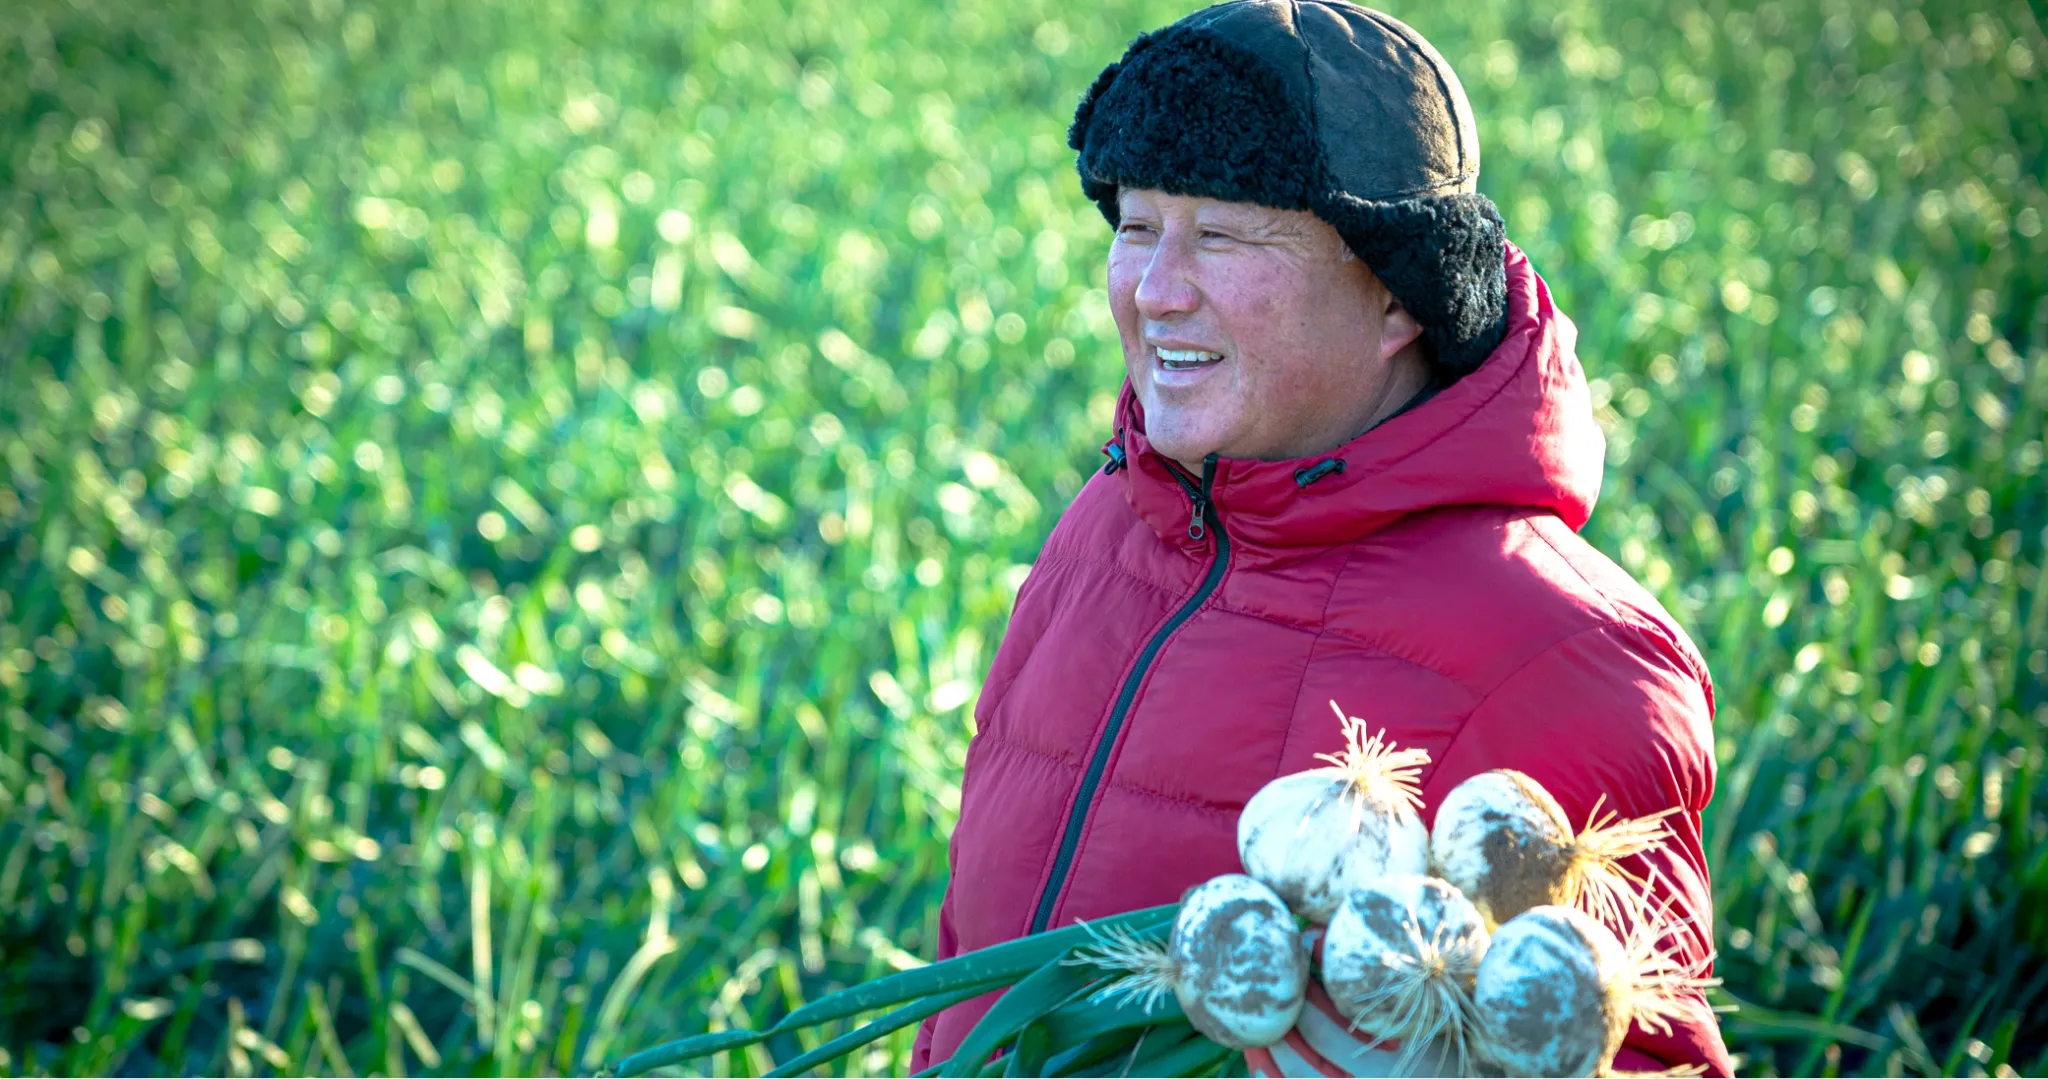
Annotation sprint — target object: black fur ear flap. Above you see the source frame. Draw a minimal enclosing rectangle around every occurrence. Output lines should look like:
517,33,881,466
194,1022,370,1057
1321,192,1509,375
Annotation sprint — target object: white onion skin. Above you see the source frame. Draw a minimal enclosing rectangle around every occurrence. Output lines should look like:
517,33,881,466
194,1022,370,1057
1430,769,1576,929
1473,905,1627,1077
1169,874,1309,1049
1239,768,1430,923
1322,874,1489,1034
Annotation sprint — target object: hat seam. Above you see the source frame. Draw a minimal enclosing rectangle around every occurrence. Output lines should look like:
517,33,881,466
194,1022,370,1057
1355,7,1471,183
1285,0,1337,203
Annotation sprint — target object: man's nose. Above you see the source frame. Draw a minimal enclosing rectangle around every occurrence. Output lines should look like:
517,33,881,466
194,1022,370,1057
1133,237,1199,320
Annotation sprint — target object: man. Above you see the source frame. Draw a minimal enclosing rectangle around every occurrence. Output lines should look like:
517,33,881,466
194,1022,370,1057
914,1,1731,1074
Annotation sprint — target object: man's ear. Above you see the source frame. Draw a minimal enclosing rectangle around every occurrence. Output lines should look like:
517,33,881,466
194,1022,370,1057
1379,294,1426,363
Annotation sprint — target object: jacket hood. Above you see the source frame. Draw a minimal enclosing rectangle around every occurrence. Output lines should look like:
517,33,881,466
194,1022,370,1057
1112,242,1603,565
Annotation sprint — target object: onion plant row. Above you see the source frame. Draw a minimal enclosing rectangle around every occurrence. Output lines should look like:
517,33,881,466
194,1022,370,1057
0,0,2042,1074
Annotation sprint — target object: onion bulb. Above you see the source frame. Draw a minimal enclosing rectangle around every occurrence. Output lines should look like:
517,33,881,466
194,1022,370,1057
1321,874,1489,1076
1473,905,1626,1076
1070,874,1308,1049
1238,701,1432,922
1474,904,1717,1077
1430,769,1679,930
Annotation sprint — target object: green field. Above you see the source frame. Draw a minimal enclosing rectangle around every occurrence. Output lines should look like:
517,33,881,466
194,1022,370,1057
1,0,2043,1074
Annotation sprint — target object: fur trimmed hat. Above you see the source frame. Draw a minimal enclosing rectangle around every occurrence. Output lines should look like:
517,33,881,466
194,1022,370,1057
1068,0,1508,375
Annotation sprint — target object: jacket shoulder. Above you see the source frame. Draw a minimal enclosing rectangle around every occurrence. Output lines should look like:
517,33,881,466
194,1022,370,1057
1323,506,1710,702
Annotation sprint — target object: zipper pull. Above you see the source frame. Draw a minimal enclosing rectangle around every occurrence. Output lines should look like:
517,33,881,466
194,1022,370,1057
1294,458,1346,487
1187,453,1218,540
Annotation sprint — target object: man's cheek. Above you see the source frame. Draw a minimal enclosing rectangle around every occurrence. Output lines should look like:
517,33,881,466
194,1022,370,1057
1105,263,1141,316
1234,266,1298,325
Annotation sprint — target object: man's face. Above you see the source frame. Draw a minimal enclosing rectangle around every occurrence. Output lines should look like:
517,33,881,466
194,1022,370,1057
1108,189,1413,470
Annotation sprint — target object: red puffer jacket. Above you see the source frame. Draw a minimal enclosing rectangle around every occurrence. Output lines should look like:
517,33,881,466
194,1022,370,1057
912,245,1731,1076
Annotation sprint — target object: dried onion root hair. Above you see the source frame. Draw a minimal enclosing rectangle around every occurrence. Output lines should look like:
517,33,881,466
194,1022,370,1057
1607,870,1722,1042
1064,921,1180,1010
1333,916,1486,1076
1314,700,1431,823
1566,794,1684,931
1585,870,1721,1078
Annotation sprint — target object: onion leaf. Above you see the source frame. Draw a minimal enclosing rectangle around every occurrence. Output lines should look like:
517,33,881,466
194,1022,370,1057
782,904,1174,1030
938,953,1106,1076
611,1028,768,1077
1038,984,1186,1045
763,983,990,1078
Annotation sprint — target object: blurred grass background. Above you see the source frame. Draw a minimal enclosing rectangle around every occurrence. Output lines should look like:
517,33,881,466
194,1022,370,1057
0,0,2043,1074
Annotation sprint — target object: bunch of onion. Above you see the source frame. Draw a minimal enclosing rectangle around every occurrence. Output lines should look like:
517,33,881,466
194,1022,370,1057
1431,769,1680,931
1472,891,1718,1078
1237,701,1433,922
1066,873,1309,1050
1319,874,1491,1076
606,902,1209,1079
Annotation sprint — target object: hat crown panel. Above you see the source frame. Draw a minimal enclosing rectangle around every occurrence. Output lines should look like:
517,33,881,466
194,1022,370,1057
1296,2,1479,198
1181,0,1317,106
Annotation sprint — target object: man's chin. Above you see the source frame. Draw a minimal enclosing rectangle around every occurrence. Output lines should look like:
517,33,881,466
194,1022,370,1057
1142,426,1228,474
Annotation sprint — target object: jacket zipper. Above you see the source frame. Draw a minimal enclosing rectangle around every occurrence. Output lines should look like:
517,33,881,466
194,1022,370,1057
1027,453,1228,934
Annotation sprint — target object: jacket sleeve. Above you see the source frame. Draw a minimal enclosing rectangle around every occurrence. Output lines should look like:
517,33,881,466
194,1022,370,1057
1421,621,1733,1077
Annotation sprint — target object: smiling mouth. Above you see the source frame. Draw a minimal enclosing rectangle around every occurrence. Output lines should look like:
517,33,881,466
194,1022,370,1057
1155,347,1224,371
